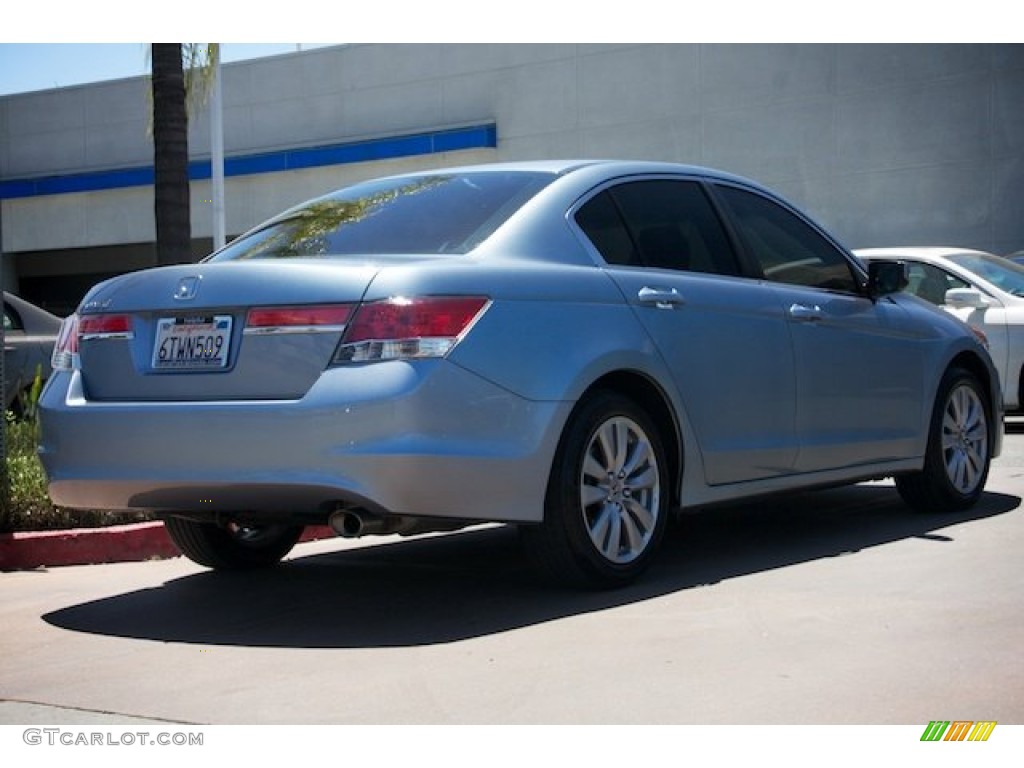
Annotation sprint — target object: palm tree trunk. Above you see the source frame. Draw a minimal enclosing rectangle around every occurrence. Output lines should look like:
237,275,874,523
151,43,192,265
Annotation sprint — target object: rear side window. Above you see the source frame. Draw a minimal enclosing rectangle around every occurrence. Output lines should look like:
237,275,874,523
574,190,638,266
4,304,23,332
575,180,741,277
210,171,554,260
714,185,859,293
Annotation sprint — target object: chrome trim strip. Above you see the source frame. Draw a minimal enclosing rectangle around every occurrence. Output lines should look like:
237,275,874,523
242,324,348,336
80,332,135,341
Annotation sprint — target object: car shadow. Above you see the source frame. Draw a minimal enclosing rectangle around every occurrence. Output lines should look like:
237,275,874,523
43,484,1020,649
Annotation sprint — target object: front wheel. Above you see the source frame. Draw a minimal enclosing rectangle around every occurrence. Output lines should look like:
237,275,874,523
163,516,304,570
896,366,992,513
520,391,669,588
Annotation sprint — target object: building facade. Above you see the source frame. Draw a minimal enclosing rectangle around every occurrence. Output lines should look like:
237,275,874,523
2,43,1023,314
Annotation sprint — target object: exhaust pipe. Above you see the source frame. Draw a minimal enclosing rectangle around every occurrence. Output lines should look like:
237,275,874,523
329,510,395,538
328,509,478,539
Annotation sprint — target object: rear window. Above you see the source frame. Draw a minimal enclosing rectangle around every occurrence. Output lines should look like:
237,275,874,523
209,171,554,261
948,252,1024,297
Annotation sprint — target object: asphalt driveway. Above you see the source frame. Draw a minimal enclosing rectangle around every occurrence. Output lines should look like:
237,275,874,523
2,428,1024,726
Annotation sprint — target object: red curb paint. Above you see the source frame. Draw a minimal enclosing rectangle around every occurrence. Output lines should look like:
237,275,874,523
0,522,335,571
299,526,333,543
0,521,178,571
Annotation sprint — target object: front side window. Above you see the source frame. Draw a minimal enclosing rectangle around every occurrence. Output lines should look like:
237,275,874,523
209,171,554,261
715,185,860,293
905,262,969,305
575,179,741,276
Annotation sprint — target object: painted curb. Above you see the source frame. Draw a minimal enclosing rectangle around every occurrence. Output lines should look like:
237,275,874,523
0,522,335,571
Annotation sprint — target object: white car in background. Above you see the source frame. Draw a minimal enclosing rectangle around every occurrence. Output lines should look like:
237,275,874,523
856,247,1024,411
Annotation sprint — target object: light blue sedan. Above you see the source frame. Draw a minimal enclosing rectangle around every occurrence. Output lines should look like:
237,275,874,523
39,161,1002,587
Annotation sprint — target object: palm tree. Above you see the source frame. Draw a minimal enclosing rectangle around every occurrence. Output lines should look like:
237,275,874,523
151,43,191,266
150,44,219,266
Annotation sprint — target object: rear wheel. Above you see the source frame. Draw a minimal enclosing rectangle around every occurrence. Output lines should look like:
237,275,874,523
521,391,669,588
896,366,991,513
163,516,304,569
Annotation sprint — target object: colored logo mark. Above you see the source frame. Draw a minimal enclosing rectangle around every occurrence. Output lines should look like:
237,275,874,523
920,721,997,742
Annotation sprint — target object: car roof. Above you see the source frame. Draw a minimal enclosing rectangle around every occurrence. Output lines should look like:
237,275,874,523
854,246,996,261
3,291,63,327
370,158,766,189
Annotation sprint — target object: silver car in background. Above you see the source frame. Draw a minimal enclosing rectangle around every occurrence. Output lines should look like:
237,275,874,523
4,292,62,412
40,161,1002,587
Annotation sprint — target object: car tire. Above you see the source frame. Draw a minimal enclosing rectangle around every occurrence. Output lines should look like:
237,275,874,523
163,516,304,570
521,390,669,588
896,366,992,513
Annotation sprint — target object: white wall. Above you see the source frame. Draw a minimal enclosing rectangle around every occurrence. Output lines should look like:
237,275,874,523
3,43,1024,263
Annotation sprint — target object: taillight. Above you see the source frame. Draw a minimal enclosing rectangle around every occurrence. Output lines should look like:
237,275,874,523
244,305,352,335
53,313,135,371
52,314,80,371
333,296,489,363
79,314,134,340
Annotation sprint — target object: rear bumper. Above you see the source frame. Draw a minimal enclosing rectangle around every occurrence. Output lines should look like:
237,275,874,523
39,360,570,524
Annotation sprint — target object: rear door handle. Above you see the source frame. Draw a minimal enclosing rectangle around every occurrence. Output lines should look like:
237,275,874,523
638,287,685,309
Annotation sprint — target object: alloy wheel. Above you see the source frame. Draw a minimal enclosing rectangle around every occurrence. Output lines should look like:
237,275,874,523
940,382,989,496
580,415,661,564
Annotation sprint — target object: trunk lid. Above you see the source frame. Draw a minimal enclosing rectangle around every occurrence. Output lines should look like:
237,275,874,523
76,261,378,401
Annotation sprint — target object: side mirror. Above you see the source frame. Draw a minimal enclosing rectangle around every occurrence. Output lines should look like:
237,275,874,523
944,287,989,309
866,260,909,300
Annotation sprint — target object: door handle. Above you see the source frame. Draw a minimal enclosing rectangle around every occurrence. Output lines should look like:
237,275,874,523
789,303,824,322
638,287,685,309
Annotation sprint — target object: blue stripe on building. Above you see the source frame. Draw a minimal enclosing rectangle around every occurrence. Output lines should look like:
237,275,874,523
0,123,498,200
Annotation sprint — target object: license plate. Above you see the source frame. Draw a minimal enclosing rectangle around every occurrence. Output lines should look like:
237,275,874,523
152,315,233,370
